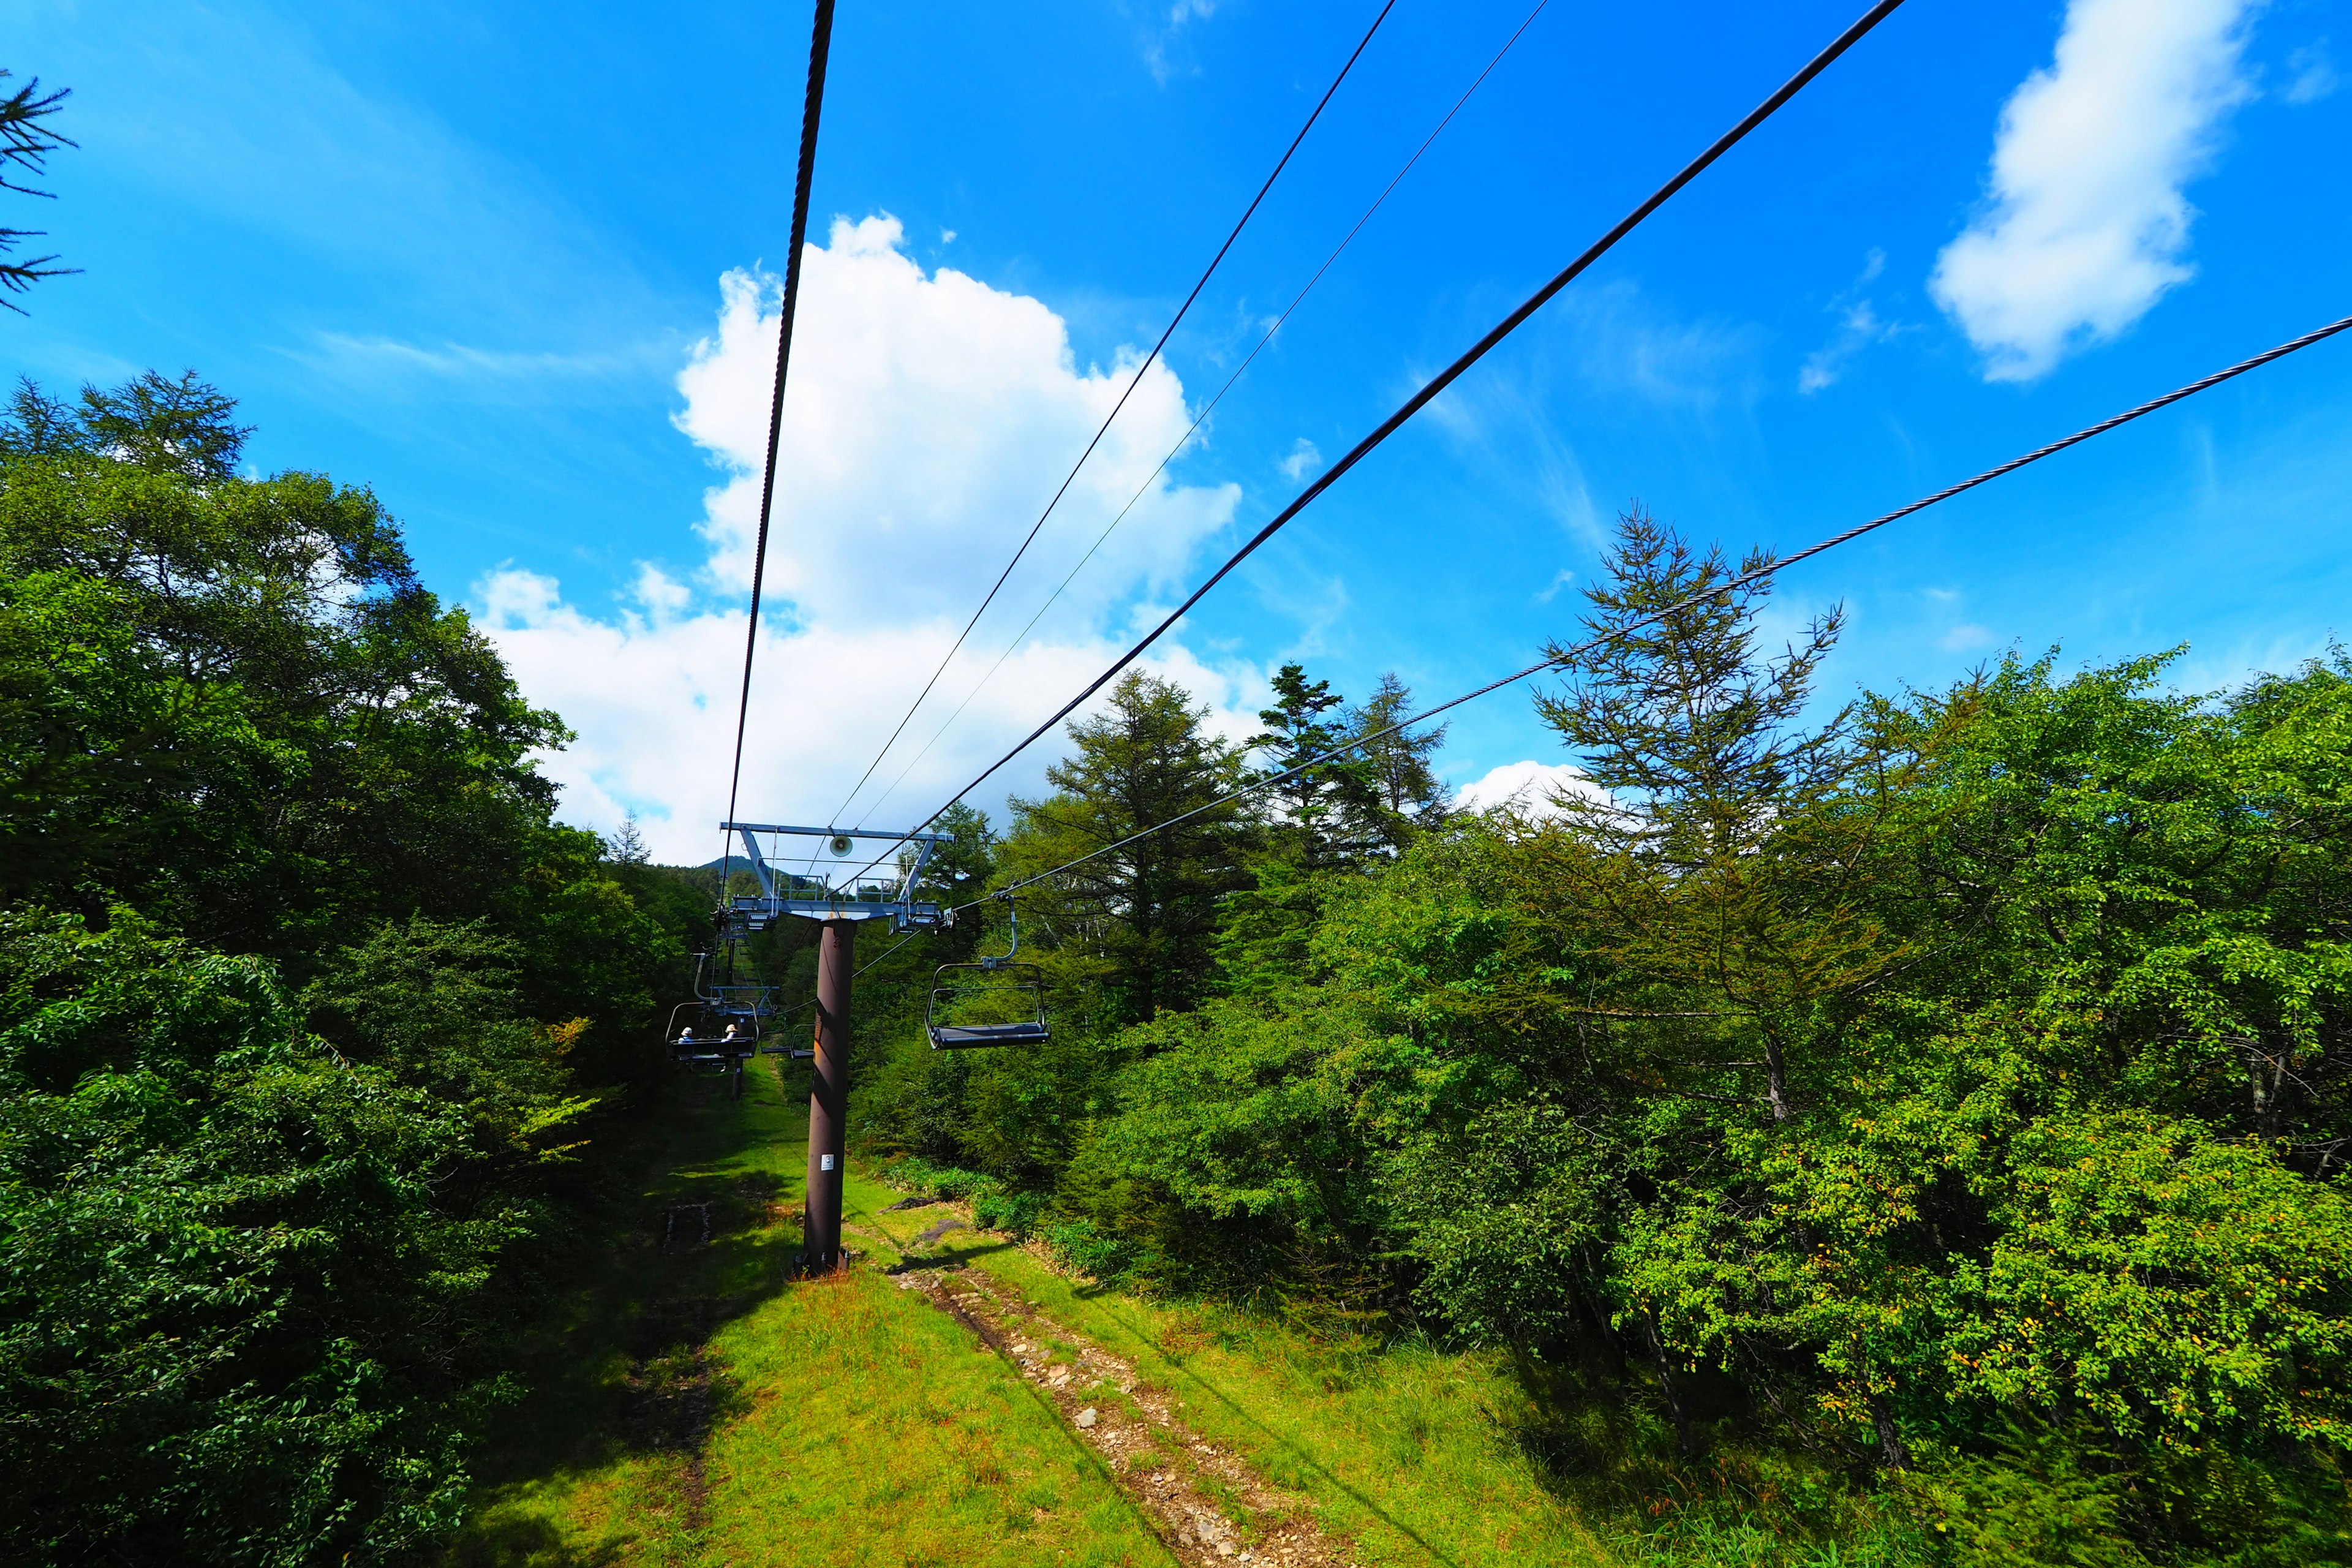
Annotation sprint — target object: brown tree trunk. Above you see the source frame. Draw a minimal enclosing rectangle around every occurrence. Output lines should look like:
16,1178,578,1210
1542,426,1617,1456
1763,1030,1792,1123
1871,1392,1910,1471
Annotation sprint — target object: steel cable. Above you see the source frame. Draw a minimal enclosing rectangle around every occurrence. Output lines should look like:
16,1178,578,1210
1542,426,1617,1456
850,0,1554,830
963,312,2352,909
824,0,1401,829
839,0,1913,888
716,0,839,886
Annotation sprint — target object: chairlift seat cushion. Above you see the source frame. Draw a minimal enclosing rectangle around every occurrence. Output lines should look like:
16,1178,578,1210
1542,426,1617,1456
929,1021,1050,1049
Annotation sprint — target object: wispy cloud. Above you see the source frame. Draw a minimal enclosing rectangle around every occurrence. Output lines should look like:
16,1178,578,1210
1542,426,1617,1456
2285,42,2340,104
1931,0,2263,383
1278,437,1321,481
285,333,668,399
1941,623,1999,652
1799,250,1902,394
1143,0,1218,85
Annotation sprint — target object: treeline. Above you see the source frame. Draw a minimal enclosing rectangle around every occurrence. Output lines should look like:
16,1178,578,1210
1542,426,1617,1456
0,375,709,1564
855,511,2352,1562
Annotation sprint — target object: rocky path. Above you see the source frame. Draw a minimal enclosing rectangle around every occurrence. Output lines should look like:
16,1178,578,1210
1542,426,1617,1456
880,1240,1362,1567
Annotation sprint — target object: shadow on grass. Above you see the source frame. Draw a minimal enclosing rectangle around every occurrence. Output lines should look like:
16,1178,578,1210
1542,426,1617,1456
1493,1354,1932,1567
445,1513,636,1568
882,1236,1020,1274
442,1071,812,1564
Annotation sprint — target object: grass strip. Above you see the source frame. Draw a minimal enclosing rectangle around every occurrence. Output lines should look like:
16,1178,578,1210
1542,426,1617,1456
846,1170,1615,1567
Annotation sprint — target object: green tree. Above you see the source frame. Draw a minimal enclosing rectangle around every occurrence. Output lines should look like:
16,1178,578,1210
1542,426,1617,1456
0,74,74,309
1343,670,1450,853
1531,507,1890,1123
0,371,689,1564
0,372,588,973
1250,662,1372,872
1000,671,1255,1025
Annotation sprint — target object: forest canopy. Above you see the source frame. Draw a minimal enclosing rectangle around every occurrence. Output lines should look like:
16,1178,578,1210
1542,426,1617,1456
0,374,698,1564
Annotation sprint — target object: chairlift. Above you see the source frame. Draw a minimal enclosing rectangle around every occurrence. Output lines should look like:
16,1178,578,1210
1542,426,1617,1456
664,1001,755,1099
926,899,1050,1050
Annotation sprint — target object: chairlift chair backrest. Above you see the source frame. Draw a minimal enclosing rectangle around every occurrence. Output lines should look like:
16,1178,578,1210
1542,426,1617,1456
925,899,1050,1050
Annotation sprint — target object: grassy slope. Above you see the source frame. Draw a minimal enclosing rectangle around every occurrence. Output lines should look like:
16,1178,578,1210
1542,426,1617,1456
843,1179,1617,1568
448,1059,1636,1566
444,1065,1172,1567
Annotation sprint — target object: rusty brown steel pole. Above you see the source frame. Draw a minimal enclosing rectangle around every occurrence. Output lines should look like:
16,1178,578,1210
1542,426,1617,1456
804,916,854,1270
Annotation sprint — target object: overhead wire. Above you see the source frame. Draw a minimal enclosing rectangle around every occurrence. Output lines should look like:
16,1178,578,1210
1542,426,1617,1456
716,0,839,886
825,0,1403,830
850,0,1555,830
956,311,2352,910
835,0,1912,890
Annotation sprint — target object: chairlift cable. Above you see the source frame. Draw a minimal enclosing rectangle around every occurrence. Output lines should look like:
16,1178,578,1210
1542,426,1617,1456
958,311,2352,910
824,0,1403,830
839,0,1912,886
851,0,1555,829
715,0,839,891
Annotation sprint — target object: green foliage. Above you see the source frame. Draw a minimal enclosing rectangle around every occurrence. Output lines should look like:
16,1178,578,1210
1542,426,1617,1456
0,372,692,1562
0,913,554,1564
867,510,2352,1562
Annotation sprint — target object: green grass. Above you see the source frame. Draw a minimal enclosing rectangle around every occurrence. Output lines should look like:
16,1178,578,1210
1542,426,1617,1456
846,1175,1619,1567
447,1063,1907,1566
442,1063,1172,1566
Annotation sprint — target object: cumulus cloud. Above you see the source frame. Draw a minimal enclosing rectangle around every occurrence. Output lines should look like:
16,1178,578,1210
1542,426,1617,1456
1455,760,1612,820
1930,0,2261,383
478,215,1253,862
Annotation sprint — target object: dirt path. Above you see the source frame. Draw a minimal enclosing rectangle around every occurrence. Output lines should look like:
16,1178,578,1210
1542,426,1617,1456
883,1250,1363,1567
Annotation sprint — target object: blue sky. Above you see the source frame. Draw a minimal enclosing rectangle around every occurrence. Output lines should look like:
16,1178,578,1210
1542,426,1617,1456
9,0,2350,857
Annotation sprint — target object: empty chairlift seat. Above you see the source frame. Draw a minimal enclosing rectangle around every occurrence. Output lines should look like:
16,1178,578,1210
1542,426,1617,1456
925,901,1049,1050
925,961,1050,1049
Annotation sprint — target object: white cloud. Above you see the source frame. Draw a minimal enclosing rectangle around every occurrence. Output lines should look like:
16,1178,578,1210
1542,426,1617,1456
1145,0,1218,83
1534,568,1577,605
479,216,1255,862
1799,251,1899,394
1941,623,1999,652
1278,437,1321,481
1455,760,1612,820
1931,0,2261,383
674,216,1235,627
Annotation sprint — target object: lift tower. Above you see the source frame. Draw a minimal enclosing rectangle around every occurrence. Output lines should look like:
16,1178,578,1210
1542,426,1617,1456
718,821,943,1269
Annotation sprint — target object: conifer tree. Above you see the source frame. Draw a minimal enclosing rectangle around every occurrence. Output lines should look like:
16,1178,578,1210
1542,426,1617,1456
0,74,74,310
1343,671,1450,853
1000,672,1254,1022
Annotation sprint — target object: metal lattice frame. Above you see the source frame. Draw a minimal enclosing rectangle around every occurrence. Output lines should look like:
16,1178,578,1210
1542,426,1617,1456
718,821,944,931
